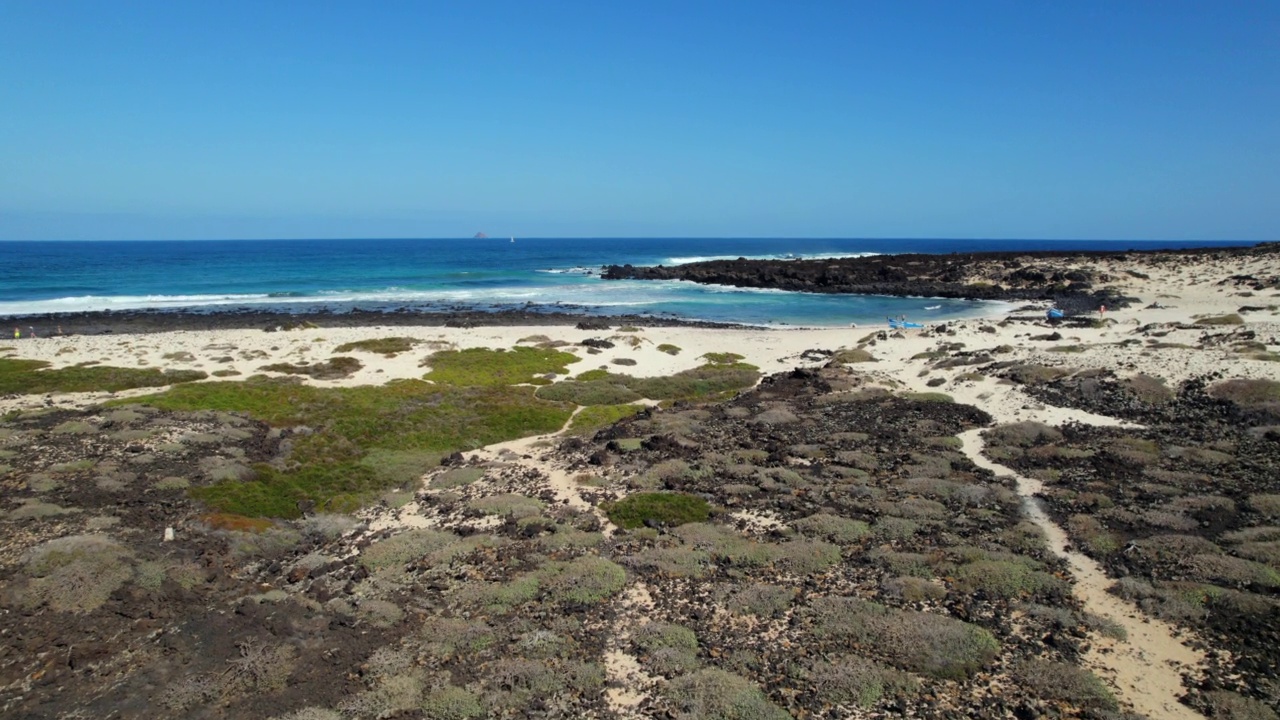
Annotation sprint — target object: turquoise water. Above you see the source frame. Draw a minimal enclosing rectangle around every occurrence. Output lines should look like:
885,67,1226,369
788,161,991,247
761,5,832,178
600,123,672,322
0,237,1254,327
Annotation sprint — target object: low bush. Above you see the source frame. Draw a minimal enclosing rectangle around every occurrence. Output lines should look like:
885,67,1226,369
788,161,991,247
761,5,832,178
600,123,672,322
537,555,627,605
833,348,876,363
17,535,134,613
1247,494,1280,517
1196,313,1245,325
420,685,484,720
633,622,700,675
986,420,1063,447
1013,659,1116,711
1200,690,1280,720
481,658,603,713
1209,378,1280,407
0,358,206,395
606,492,711,529
430,466,485,489
333,337,418,355
469,493,546,519
717,582,796,617
952,559,1066,599
805,655,918,709
423,346,579,386
1066,514,1121,555
664,668,790,720
537,380,642,405
568,404,644,433
260,356,362,380
360,529,458,572
658,343,681,355
806,597,999,679
793,512,870,544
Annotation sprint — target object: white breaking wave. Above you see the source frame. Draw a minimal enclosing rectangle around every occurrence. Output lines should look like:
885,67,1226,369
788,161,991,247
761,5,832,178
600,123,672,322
665,252,879,265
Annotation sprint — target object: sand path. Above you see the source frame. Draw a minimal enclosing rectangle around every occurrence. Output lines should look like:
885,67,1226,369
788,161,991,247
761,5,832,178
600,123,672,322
959,428,1206,720
468,410,662,716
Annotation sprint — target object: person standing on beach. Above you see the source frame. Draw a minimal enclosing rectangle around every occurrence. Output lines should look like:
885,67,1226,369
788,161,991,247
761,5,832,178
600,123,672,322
12,327,18,339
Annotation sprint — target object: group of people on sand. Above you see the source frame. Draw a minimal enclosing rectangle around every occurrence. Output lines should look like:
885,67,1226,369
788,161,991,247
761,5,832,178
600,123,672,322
11,325,63,339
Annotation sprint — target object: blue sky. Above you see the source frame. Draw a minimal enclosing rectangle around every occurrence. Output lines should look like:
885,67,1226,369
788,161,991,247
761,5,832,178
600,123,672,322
1,1,1277,240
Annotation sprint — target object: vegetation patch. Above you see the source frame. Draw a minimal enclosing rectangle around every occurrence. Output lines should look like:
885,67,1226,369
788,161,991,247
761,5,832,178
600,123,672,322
333,337,419,355
606,492,712,529
833,348,876,363
14,535,134,614
423,346,578,386
568,404,645,434
260,356,362,380
1196,313,1245,326
126,376,572,517
664,668,790,720
658,343,682,355
541,363,759,405
0,358,206,395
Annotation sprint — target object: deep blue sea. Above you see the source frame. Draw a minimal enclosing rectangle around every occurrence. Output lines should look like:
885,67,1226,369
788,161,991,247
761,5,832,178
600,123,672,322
0,238,1257,327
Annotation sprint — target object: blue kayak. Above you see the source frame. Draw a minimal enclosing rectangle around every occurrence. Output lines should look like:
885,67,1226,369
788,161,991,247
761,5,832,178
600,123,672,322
1047,308,1064,319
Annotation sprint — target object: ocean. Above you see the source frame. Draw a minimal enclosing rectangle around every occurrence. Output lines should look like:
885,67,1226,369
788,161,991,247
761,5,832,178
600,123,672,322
0,238,1256,327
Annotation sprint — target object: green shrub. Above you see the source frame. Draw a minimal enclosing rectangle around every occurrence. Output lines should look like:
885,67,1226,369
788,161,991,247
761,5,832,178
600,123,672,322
0,358,207,395
358,448,441,487
360,529,458,572
627,545,711,579
568,403,645,433
131,377,572,517
481,658,603,712
793,512,870,544
606,492,711,529
260,356,362,379
952,560,1065,599
1003,364,1071,386
1201,690,1280,720
431,466,485,489
420,685,484,720
658,344,682,355
1196,313,1245,325
986,421,1063,447
633,622,700,675
775,539,842,575
1013,659,1116,711
537,555,627,605
419,617,496,657
18,535,134,613
717,582,796,617
700,352,745,365
901,391,953,403
833,348,876,363
1209,378,1280,407
423,346,579,386
807,597,998,679
469,493,546,519
334,337,418,355
536,379,642,405
664,668,790,720
805,656,918,708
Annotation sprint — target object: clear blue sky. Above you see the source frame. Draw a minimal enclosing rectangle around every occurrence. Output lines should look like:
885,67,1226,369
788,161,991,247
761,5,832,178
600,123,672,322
2,1,1277,240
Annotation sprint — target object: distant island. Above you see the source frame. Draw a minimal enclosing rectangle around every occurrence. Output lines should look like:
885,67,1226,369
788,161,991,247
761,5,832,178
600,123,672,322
473,232,488,239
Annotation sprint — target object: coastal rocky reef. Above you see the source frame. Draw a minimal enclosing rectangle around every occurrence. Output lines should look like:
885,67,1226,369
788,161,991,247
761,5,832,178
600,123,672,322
1,362,1158,720
603,243,1280,314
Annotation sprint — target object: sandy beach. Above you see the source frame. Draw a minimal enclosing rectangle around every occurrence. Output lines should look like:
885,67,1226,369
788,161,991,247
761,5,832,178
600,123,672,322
5,249,1278,422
